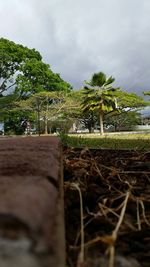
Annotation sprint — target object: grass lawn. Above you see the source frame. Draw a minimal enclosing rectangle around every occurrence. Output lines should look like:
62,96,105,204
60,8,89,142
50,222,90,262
60,132,150,150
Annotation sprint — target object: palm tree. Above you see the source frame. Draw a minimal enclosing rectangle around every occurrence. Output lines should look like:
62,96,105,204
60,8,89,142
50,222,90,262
82,72,120,135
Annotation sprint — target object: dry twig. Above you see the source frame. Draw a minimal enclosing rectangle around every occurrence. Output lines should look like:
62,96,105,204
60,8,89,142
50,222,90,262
71,183,84,267
108,191,130,267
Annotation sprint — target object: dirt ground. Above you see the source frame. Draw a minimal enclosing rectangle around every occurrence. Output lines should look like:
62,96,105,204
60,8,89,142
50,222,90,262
63,147,150,267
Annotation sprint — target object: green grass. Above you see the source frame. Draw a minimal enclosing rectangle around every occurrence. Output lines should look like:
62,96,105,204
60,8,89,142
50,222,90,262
59,132,150,150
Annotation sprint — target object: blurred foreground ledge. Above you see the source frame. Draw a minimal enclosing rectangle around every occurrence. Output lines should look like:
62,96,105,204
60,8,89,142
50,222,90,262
0,136,65,267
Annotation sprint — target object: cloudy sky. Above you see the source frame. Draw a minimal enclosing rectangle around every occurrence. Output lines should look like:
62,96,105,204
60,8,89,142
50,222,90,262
1,0,150,94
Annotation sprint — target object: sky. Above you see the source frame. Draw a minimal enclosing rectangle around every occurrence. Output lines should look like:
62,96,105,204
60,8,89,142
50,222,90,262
1,0,150,95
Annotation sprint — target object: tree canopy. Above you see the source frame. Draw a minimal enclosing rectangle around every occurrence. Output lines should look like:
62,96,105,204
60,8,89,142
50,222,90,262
15,59,71,97
0,38,72,134
115,90,147,111
1,38,149,135
0,38,71,96
82,71,120,134
0,38,41,94
143,91,150,96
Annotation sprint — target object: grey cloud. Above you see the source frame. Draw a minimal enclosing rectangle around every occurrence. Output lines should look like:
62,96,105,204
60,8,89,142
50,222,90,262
1,0,150,94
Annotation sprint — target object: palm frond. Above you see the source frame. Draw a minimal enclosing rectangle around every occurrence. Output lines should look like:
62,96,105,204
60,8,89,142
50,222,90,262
105,76,115,86
90,72,106,87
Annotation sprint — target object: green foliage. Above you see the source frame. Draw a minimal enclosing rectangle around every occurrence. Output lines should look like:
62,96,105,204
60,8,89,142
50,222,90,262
0,38,41,93
65,134,150,150
16,91,74,134
0,38,72,134
82,72,147,135
15,59,71,97
0,38,71,97
105,110,142,131
89,72,115,87
59,90,82,119
0,39,149,136
57,132,70,146
79,110,98,133
115,90,147,110
4,108,32,135
82,71,120,134
143,91,150,97
143,91,150,108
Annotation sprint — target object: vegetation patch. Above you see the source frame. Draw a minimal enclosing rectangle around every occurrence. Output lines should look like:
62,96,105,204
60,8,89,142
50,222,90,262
60,133,150,150
64,146,150,267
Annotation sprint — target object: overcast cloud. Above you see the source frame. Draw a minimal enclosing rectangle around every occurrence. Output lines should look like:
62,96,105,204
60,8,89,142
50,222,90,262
1,0,150,94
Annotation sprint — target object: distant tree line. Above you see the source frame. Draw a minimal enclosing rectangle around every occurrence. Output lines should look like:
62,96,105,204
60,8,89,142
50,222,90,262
0,38,150,135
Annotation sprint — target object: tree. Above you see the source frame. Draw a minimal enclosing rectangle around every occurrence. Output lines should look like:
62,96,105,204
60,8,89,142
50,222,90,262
103,90,147,132
16,91,68,135
63,90,100,133
105,110,142,131
0,38,71,96
82,72,120,135
15,59,71,97
143,91,150,97
4,108,33,135
78,110,98,133
115,91,147,111
0,38,72,134
0,93,35,135
0,38,41,94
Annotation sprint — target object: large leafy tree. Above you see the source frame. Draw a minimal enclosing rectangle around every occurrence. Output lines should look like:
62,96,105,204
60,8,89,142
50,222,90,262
4,107,33,135
15,59,71,97
103,90,147,131
0,38,71,96
17,91,68,134
64,90,99,133
0,38,71,134
105,110,142,131
0,38,41,94
82,72,120,135
115,91,147,111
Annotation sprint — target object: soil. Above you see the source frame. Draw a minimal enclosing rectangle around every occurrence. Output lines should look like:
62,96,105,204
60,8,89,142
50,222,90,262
63,147,150,267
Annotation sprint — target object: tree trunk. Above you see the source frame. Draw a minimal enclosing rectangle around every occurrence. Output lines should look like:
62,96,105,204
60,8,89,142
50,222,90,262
44,98,49,135
37,107,40,136
88,125,94,133
114,124,117,132
36,97,41,136
44,115,48,135
99,111,104,135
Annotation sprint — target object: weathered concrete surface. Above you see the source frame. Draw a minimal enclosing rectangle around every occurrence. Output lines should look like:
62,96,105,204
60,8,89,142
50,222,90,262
0,136,65,267
0,136,60,179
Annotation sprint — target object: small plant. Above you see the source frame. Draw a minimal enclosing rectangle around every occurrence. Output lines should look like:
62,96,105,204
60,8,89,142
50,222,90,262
57,132,70,146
